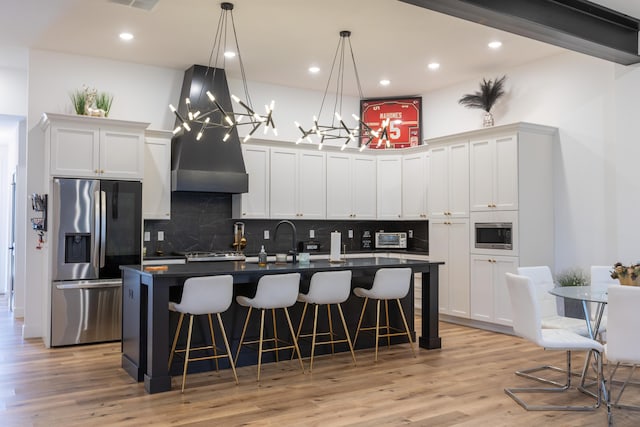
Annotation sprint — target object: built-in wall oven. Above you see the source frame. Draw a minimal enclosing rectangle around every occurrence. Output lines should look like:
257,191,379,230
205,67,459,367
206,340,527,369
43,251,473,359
51,178,141,346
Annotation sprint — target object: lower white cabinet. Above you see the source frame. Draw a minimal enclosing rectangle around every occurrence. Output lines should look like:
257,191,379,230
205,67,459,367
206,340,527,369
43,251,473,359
430,218,470,318
469,255,518,326
143,130,172,220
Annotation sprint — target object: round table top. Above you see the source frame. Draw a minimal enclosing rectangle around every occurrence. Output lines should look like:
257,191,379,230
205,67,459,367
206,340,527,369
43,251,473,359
549,285,608,303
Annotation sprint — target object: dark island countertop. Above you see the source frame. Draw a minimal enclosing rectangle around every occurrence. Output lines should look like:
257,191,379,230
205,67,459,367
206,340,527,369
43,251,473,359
120,256,443,394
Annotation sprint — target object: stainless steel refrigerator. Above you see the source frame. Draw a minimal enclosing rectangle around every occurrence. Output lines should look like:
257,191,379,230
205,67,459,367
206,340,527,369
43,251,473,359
51,178,142,346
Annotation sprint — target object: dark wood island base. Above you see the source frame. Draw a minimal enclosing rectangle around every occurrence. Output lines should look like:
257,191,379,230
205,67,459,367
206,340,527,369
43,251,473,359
121,257,442,393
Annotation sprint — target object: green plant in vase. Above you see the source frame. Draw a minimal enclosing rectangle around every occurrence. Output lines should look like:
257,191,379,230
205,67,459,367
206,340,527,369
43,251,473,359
556,267,589,319
69,89,87,115
96,92,114,117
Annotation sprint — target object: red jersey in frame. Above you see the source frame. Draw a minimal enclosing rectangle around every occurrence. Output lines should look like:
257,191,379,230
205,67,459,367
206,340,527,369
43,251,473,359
360,96,422,149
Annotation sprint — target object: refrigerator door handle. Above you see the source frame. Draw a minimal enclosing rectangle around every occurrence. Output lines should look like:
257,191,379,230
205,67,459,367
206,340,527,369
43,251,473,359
93,190,101,270
100,190,107,268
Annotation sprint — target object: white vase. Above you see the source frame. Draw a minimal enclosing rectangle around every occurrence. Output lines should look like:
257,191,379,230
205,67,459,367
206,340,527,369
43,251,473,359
483,111,494,127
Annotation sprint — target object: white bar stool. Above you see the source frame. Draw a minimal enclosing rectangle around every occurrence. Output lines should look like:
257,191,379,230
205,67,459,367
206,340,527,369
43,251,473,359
353,267,416,362
235,272,305,381
168,275,238,392
296,270,357,371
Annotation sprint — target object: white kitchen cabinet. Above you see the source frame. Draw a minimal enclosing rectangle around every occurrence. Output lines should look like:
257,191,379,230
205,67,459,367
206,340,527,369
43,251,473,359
232,144,270,218
430,218,470,318
270,147,326,219
376,155,402,220
143,130,172,220
43,113,147,180
326,152,376,220
402,151,429,219
401,253,429,316
470,134,518,211
470,254,517,326
427,141,468,219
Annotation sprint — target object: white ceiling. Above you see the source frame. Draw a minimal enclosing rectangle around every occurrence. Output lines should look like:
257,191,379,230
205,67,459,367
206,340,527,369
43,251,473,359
0,0,639,98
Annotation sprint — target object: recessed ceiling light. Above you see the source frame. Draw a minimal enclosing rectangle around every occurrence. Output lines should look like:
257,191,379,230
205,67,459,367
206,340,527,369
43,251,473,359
488,41,502,49
308,66,320,74
224,51,236,58
428,62,440,70
380,79,391,86
119,32,134,41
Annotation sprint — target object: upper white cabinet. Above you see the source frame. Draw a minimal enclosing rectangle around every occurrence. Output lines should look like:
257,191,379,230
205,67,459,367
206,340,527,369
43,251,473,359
232,144,270,219
470,134,518,211
376,155,403,220
326,152,376,220
270,147,326,219
143,130,172,220
402,151,429,219
427,141,469,218
42,113,148,180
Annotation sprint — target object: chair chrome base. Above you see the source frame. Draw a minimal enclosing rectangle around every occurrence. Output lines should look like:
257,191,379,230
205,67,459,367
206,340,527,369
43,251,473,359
505,350,603,411
353,297,416,362
607,362,640,424
235,306,305,381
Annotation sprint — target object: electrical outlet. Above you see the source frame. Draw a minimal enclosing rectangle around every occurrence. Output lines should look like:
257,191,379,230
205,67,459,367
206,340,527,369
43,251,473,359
144,231,151,241
264,230,270,240
309,230,315,239
348,229,353,238
157,231,164,241
408,230,413,238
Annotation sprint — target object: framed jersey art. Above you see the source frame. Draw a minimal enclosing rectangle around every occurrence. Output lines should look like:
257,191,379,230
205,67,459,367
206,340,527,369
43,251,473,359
360,96,422,149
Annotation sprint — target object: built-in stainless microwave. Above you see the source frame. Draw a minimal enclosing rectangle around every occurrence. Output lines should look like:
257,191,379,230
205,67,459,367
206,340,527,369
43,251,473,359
474,222,512,250
375,232,407,249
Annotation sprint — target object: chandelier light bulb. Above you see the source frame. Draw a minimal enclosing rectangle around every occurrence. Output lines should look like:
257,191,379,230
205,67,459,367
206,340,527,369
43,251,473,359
172,126,182,135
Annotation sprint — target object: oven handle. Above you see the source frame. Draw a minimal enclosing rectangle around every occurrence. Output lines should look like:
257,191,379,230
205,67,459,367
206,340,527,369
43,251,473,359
55,281,121,290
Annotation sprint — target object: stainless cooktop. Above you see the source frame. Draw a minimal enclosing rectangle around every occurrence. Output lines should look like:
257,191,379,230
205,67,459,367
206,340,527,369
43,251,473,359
177,251,246,262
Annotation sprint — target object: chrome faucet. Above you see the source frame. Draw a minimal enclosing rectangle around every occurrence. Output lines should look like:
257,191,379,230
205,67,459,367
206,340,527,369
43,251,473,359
274,220,297,264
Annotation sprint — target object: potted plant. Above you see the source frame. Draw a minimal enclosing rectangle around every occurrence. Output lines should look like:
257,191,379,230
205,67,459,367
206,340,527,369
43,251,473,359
69,88,87,115
556,268,589,319
458,75,507,127
96,92,114,117
610,262,640,286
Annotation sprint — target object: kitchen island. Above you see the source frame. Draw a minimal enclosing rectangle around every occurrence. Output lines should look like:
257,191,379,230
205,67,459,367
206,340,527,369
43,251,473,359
121,257,442,394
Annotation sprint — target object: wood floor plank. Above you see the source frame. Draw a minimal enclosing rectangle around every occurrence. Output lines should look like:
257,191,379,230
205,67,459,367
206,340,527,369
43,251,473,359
1,295,638,426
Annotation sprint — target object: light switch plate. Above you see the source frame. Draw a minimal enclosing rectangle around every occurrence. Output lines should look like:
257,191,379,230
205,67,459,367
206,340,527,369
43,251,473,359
310,230,315,239
348,229,353,238
264,230,270,240
408,230,413,238
157,231,164,241
144,231,151,241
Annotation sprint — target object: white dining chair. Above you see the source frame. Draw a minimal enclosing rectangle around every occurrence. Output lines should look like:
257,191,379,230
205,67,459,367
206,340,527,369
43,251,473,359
604,284,640,423
589,265,617,332
504,273,603,411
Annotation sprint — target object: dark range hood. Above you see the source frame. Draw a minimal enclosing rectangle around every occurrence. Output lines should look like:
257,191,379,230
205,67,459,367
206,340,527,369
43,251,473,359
171,65,249,193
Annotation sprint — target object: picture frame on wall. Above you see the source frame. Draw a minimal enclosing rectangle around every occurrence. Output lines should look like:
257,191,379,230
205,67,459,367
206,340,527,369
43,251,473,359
359,96,422,149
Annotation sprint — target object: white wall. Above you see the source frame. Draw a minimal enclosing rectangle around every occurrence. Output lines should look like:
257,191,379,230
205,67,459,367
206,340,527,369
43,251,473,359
423,51,637,273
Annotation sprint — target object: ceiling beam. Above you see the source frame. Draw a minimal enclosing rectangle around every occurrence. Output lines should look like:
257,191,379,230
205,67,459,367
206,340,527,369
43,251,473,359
399,0,640,65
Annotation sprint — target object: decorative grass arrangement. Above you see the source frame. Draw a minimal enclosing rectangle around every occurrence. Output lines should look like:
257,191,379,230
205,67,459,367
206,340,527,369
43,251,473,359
556,268,589,287
95,92,114,117
69,89,88,115
69,85,114,117
458,75,507,112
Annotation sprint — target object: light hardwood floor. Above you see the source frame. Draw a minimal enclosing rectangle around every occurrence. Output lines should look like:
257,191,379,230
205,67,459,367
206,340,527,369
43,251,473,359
1,296,637,426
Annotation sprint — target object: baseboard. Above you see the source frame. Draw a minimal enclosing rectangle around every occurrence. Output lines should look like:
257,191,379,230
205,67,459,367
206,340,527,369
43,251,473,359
439,314,515,335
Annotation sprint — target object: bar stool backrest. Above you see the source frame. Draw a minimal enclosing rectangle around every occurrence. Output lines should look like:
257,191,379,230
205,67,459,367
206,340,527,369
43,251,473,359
252,272,301,309
306,270,352,304
369,268,413,300
606,285,640,364
173,275,234,315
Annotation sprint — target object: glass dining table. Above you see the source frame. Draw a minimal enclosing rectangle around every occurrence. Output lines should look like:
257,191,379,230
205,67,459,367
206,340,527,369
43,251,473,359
549,285,608,398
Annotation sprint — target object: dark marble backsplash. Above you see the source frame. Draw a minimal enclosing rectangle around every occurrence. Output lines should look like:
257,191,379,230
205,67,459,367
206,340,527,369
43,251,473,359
144,192,428,256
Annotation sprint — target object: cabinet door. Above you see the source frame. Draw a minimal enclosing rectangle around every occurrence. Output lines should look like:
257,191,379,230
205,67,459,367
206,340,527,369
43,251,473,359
429,220,450,314
297,151,326,219
402,153,428,219
376,155,402,220
427,146,449,218
326,153,352,219
493,256,518,326
50,125,100,177
493,135,518,210
448,219,470,317
233,145,270,218
470,255,495,322
269,148,298,218
351,155,376,219
143,136,171,220
469,139,494,211
99,129,144,180
448,142,469,218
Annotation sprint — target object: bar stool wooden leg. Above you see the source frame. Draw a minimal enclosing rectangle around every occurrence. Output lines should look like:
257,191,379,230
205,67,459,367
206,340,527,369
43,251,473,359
384,300,391,349
327,305,335,355
182,315,195,392
257,309,265,382
207,314,220,372
216,313,239,384
310,304,319,371
375,299,381,362
396,299,416,358
284,307,305,373
235,306,253,365
354,297,369,347
168,313,185,370
272,309,279,362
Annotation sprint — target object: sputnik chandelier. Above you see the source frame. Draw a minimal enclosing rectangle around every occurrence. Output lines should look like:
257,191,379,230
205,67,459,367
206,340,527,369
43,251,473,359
294,30,390,152
169,2,276,143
